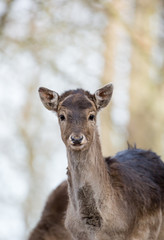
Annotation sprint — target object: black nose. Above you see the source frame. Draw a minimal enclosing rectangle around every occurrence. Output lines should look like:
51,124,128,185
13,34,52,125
71,135,83,145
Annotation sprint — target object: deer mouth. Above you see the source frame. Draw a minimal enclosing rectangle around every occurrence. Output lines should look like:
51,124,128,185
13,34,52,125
70,144,85,150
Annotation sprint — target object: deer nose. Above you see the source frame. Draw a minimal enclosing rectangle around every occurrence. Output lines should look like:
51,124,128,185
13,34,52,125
70,135,84,145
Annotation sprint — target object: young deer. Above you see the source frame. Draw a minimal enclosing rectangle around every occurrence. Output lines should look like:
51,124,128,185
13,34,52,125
38,83,164,240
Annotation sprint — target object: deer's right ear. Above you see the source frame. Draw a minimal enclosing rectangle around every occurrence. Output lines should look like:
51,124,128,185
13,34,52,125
38,87,59,111
94,83,113,110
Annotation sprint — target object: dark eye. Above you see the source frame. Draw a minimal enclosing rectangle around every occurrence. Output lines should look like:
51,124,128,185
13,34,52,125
59,114,65,121
88,114,95,121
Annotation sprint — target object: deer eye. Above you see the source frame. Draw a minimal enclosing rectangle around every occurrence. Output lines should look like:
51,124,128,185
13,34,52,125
59,114,65,121
88,114,95,121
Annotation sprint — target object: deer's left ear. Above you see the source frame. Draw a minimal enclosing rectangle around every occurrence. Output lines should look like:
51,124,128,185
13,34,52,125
38,87,59,111
94,83,113,109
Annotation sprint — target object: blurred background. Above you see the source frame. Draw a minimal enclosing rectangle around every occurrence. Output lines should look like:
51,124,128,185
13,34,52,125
0,0,164,239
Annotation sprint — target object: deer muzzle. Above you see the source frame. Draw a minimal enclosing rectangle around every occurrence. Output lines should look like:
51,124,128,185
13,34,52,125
69,133,87,150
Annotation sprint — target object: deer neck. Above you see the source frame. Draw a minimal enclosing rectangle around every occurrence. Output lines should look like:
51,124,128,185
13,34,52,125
66,129,110,205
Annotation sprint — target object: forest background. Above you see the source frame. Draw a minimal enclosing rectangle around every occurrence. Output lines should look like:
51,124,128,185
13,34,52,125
0,0,164,239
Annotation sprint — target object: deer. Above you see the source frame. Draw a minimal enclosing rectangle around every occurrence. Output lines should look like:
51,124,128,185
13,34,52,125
28,180,72,240
35,83,164,240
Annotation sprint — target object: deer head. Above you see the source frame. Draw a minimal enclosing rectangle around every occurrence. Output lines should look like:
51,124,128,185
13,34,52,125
39,84,113,151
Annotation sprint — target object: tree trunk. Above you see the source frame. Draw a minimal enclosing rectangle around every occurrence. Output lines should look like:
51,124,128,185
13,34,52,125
101,0,134,156
128,0,164,158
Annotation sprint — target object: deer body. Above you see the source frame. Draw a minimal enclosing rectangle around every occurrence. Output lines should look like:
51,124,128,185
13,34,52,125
38,84,164,240
28,181,72,240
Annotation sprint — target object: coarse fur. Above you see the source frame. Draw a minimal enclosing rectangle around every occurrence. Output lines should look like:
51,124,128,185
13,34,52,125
36,84,164,240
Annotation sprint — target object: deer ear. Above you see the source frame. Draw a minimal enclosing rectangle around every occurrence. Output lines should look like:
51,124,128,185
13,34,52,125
38,87,59,111
94,83,113,109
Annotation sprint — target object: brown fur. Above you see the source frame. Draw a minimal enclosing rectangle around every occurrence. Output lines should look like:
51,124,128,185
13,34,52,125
36,84,164,240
